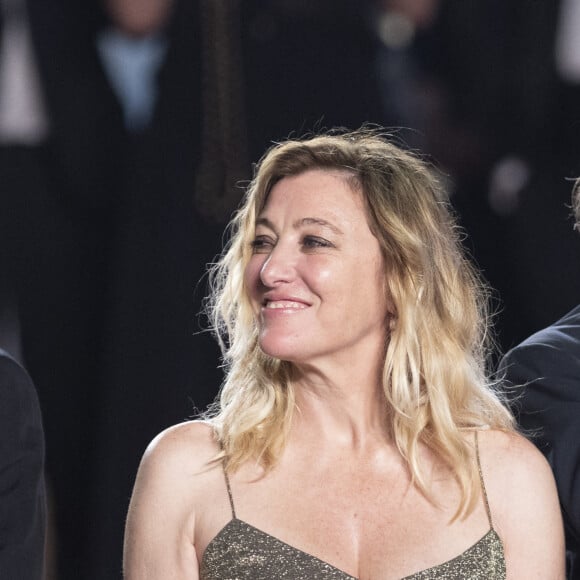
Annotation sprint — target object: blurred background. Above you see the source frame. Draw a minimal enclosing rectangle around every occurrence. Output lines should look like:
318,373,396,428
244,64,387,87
1,0,579,577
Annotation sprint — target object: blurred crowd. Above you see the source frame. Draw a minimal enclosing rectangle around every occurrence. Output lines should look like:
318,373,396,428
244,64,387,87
0,0,579,578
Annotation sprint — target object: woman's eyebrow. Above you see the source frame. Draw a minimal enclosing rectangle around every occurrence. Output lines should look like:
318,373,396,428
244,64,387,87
255,216,275,230
255,216,343,235
294,217,344,235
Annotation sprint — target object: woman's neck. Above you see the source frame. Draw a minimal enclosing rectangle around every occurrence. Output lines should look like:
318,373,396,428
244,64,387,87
289,368,391,452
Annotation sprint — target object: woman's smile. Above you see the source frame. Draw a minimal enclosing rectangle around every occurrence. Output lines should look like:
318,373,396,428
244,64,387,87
263,300,308,310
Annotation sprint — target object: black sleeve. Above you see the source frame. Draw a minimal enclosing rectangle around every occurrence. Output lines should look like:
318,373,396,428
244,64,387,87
0,353,46,579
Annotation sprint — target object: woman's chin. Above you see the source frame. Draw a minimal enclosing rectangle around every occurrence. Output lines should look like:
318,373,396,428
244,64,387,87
258,338,305,363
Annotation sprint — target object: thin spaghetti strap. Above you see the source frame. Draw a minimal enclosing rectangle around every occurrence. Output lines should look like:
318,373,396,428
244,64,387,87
474,430,495,530
222,464,237,519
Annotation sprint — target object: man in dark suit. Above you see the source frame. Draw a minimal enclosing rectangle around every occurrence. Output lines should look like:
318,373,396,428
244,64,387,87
499,180,580,580
0,349,46,579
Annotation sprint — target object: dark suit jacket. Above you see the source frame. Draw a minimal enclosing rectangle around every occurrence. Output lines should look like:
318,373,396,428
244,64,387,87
26,0,126,210
0,350,46,579
499,305,580,579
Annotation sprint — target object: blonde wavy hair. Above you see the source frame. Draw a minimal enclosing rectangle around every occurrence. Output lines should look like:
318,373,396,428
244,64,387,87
205,128,514,518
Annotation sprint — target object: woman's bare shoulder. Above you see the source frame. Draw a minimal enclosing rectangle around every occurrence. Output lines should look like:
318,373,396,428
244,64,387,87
138,420,221,483
124,422,222,577
476,428,552,481
476,428,565,578
474,428,558,506
144,419,218,459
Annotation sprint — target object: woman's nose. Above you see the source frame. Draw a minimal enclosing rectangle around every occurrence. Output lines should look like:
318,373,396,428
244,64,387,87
259,244,296,287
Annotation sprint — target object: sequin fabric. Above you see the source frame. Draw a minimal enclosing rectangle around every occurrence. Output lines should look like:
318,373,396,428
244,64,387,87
199,518,357,579
199,521,505,580
402,529,506,579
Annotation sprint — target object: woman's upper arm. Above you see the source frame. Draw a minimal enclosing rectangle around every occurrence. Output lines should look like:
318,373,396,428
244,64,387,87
123,423,212,580
482,431,566,580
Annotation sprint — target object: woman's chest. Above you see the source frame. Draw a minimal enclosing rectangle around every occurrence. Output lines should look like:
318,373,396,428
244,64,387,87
195,464,495,579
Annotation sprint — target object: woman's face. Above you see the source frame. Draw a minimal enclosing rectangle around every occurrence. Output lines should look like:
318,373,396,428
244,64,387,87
244,168,390,366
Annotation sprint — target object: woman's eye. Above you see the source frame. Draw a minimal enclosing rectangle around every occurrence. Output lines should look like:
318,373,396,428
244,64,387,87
250,236,274,253
302,236,332,249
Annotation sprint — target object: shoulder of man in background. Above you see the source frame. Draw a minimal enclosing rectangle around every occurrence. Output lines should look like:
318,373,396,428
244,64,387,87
0,349,46,580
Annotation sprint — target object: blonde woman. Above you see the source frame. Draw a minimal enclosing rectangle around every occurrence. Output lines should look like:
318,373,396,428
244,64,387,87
124,130,565,579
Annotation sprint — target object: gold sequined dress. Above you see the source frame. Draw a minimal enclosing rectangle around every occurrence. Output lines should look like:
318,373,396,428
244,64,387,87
200,433,506,579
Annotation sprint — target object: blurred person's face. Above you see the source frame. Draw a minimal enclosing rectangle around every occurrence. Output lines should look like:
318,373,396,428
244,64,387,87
244,169,389,366
382,0,440,28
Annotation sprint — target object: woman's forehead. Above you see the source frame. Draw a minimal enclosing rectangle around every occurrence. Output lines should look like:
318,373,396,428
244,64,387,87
259,170,364,216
